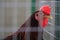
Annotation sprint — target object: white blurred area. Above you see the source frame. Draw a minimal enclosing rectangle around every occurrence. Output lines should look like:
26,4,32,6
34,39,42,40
0,0,56,40
0,0,31,39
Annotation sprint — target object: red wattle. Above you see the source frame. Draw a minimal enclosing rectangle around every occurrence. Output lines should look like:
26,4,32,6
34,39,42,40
42,18,48,28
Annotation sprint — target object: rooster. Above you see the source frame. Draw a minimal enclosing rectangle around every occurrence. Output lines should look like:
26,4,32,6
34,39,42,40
4,5,52,40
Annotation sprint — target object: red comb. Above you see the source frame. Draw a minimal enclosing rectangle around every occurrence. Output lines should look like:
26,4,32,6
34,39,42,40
39,5,51,15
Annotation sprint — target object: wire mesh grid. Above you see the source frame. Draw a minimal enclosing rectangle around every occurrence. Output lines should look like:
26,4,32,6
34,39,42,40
0,0,60,40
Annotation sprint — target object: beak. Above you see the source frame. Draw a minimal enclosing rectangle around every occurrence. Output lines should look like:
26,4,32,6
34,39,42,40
45,15,53,19
47,16,53,19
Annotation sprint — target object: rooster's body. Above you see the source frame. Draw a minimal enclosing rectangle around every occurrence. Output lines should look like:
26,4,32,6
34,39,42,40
4,5,51,40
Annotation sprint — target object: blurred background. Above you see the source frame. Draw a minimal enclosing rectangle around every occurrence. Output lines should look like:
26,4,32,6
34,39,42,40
0,0,60,40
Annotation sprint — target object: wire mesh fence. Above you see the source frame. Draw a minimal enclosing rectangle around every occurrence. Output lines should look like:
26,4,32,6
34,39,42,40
0,0,60,40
